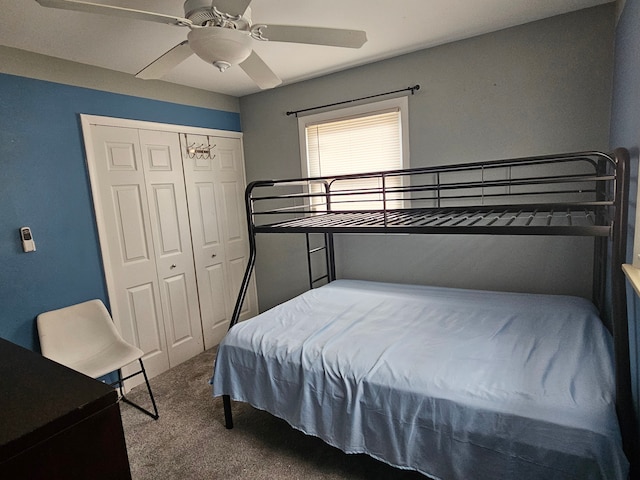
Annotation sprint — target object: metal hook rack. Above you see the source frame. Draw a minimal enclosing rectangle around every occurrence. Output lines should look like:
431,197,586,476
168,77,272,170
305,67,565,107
185,135,216,159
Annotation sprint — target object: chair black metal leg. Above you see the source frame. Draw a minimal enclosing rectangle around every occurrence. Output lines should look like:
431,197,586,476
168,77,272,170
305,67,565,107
114,359,159,420
116,369,125,397
223,394,233,429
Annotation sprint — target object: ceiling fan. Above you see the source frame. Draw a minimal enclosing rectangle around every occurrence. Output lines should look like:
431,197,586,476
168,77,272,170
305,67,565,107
35,0,368,89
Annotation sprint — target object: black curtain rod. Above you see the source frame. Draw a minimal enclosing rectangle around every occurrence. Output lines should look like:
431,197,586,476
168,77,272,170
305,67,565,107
286,84,420,117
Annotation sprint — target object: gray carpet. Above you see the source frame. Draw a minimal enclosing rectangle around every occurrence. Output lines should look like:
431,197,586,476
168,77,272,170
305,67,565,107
120,347,427,480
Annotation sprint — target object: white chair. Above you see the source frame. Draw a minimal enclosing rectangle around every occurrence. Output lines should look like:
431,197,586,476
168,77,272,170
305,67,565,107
37,299,159,420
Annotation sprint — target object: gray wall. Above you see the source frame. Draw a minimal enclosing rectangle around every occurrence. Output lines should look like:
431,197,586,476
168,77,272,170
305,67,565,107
240,5,615,312
610,0,640,450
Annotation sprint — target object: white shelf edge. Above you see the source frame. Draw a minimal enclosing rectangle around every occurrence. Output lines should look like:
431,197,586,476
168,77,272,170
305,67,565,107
622,264,640,298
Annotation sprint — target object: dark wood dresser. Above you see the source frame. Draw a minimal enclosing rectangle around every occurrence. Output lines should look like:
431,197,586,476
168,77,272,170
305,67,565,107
0,337,132,479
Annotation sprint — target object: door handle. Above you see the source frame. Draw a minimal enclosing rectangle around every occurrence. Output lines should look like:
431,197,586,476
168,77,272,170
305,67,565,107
170,264,177,269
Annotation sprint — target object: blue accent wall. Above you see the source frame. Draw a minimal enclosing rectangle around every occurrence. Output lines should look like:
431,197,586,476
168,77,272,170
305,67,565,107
0,73,240,351
610,0,640,444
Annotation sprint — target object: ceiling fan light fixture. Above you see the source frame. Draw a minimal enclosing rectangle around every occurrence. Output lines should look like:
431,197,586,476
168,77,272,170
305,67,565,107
35,0,367,89
187,27,253,71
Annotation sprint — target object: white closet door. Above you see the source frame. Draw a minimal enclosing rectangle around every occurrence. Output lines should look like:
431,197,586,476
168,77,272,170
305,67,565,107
183,134,257,348
138,129,204,365
215,136,258,322
88,125,170,379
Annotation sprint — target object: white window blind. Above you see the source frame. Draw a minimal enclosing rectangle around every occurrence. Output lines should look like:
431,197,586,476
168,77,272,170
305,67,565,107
304,108,404,211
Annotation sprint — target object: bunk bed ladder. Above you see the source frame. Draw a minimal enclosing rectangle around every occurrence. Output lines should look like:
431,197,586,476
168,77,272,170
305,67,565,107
305,232,336,289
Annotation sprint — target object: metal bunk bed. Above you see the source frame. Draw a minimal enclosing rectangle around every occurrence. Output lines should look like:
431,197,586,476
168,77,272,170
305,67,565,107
219,148,636,476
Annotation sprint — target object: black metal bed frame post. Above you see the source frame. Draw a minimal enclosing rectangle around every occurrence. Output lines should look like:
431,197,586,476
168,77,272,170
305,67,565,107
228,182,259,330
325,233,336,281
593,158,608,313
324,181,336,281
222,181,261,430
610,148,637,470
382,173,388,227
305,233,315,289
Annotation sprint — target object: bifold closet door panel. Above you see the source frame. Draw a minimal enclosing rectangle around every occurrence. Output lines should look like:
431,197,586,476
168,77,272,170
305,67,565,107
87,125,170,380
214,136,258,323
182,134,257,349
182,133,230,349
138,129,205,366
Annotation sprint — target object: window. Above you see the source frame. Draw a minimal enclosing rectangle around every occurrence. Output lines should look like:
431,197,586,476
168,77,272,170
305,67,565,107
298,97,409,211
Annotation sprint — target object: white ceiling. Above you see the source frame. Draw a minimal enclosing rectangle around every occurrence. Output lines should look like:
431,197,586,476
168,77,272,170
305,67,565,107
0,0,613,97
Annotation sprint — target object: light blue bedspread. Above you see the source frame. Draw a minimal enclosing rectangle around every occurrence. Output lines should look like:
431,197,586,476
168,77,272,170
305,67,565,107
211,279,628,479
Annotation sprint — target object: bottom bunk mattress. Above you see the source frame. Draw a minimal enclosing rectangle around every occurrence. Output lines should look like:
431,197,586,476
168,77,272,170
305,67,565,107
211,279,628,480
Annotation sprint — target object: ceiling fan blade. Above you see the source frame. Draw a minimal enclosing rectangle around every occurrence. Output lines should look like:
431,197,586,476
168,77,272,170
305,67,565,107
213,0,253,17
240,51,282,90
256,25,367,48
35,0,192,26
136,41,193,80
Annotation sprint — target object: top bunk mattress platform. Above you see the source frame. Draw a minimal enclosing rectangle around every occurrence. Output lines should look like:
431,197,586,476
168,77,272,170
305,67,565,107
246,151,627,238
